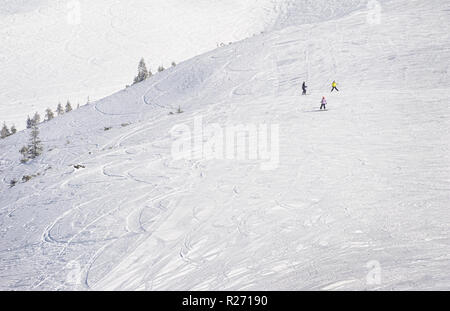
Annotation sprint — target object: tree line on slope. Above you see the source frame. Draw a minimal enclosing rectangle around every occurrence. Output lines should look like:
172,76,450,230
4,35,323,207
1,100,81,140
3,57,176,141
4,58,177,164
1,99,85,166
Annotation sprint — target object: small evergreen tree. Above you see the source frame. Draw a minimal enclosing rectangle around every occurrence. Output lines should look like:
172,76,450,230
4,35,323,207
26,115,33,129
45,108,55,121
171,61,176,67
56,103,64,115
65,100,73,112
27,123,43,159
20,146,29,163
32,112,41,125
133,58,149,84
1,122,10,138
11,124,17,134
158,65,165,72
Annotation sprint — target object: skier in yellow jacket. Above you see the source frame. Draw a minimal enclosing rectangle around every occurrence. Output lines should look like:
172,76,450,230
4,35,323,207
331,80,339,92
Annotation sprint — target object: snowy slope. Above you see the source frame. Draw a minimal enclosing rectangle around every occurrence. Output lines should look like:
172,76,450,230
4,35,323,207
1,0,450,290
0,0,279,130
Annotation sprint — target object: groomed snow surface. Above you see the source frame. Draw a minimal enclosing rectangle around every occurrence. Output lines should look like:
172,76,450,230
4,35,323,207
1,0,450,290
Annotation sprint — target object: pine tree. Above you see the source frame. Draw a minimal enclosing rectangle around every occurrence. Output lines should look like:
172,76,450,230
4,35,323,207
65,100,73,112
27,123,43,159
26,115,33,129
56,103,64,115
45,108,55,121
11,125,17,134
133,58,149,84
171,61,176,67
158,65,165,72
32,112,41,125
1,122,10,139
20,146,29,163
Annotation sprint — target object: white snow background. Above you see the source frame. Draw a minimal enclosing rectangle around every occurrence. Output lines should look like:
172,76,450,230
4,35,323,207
0,0,449,290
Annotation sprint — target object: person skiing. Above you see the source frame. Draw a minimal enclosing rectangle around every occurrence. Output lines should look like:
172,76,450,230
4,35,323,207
320,96,327,110
331,80,339,92
302,81,308,95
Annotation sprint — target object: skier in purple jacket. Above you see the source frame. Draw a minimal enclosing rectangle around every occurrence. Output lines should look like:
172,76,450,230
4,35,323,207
320,96,327,110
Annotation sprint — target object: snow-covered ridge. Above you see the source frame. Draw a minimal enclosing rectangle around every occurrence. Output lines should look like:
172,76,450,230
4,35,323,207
0,0,276,130
1,0,450,290
0,0,382,131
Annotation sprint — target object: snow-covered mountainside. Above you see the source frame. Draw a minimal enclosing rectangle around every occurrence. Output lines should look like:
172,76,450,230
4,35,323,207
1,0,450,290
0,0,279,130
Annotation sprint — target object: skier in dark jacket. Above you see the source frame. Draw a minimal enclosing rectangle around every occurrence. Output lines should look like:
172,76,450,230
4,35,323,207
302,82,308,95
320,96,327,110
